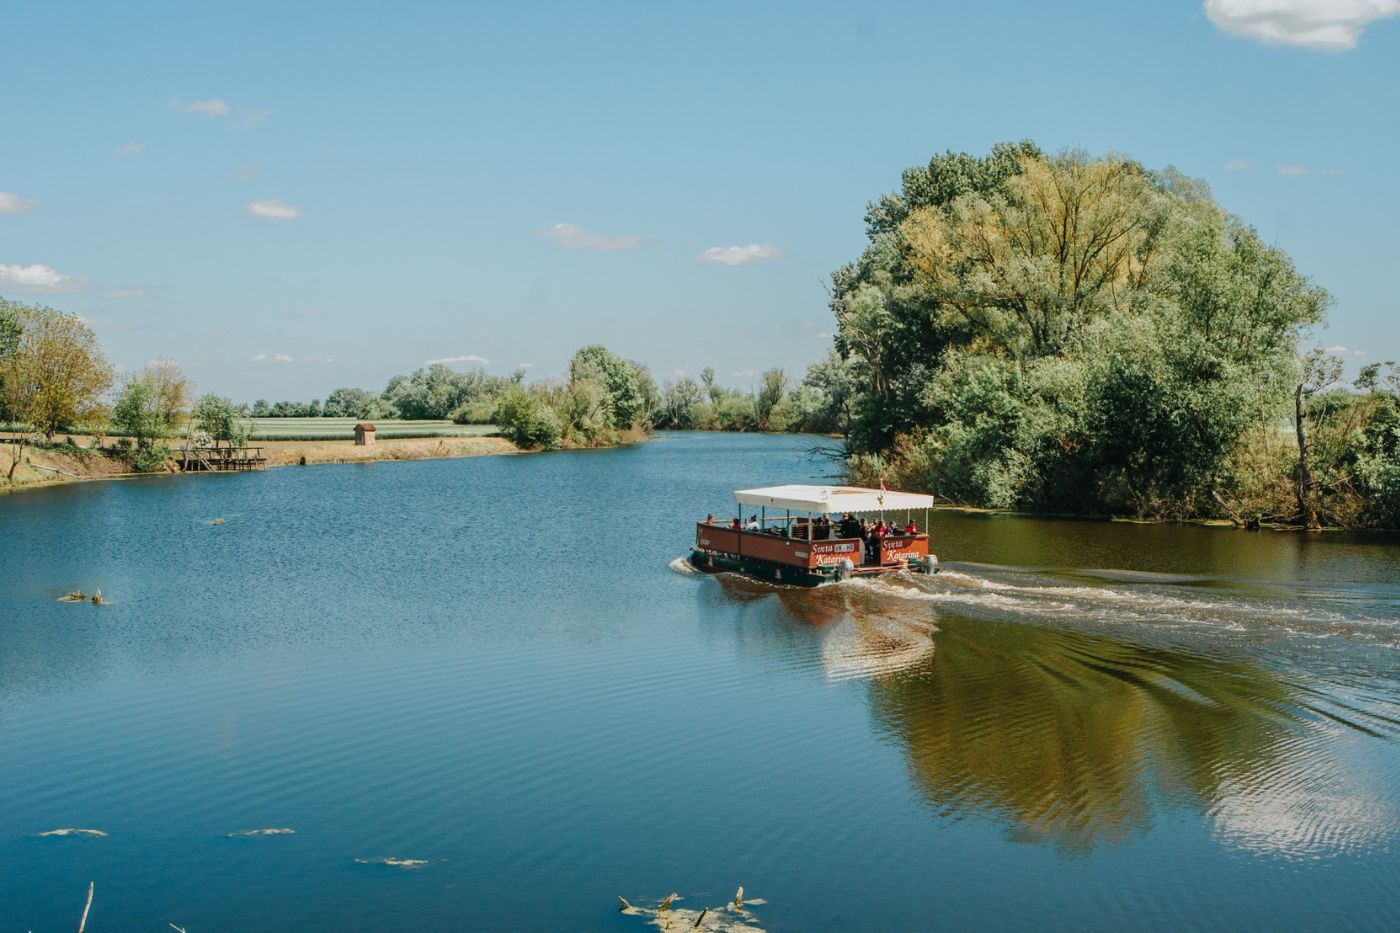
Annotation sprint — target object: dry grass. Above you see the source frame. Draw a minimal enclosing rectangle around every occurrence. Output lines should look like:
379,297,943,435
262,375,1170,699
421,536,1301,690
261,435,517,466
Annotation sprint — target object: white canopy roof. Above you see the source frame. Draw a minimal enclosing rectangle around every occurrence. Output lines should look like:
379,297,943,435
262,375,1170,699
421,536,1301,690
734,484,934,514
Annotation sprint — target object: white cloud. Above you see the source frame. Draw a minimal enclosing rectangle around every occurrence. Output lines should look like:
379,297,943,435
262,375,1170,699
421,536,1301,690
672,369,688,377
176,98,230,117
1325,344,1349,353
233,163,260,182
699,243,783,266
0,191,38,215
246,199,300,221
1277,164,1345,176
1204,0,1400,51
540,222,643,251
115,142,146,156
517,362,534,369
1223,157,1254,172
251,352,295,364
817,331,832,339
105,286,147,300
236,106,271,128
0,262,72,291
167,99,268,126
425,354,491,366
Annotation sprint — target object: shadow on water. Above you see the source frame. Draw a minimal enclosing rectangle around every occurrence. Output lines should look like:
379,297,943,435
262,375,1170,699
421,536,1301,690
704,569,1400,861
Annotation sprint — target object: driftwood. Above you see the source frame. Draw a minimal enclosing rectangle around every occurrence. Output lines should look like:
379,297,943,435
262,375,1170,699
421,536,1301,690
78,882,93,933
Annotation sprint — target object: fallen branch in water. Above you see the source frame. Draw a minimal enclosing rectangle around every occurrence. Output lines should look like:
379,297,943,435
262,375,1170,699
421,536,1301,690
78,882,93,933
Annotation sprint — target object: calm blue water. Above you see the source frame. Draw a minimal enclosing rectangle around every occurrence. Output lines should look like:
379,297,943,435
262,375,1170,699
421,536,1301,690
3,433,1400,931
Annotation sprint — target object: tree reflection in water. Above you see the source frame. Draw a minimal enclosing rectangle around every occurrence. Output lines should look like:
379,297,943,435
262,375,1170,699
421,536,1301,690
760,579,1397,858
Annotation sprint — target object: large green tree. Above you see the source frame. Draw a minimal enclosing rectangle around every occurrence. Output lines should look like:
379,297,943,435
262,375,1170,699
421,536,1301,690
569,344,645,429
0,301,114,478
833,144,1327,518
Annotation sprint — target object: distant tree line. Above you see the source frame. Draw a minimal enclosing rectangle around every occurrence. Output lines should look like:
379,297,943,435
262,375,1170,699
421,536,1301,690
825,141,1400,528
247,348,853,446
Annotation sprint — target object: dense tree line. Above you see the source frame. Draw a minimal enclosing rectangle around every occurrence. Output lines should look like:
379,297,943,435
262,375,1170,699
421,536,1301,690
827,142,1400,527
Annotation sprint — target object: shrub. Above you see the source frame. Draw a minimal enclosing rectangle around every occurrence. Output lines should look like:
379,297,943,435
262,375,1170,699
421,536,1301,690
493,390,562,449
130,443,172,473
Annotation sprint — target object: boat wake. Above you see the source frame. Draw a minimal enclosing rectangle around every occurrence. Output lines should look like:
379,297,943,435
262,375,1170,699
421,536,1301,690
668,556,705,577
840,564,1400,649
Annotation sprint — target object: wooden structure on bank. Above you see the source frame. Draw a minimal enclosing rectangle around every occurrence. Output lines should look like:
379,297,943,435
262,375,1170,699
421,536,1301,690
180,445,267,472
354,422,377,446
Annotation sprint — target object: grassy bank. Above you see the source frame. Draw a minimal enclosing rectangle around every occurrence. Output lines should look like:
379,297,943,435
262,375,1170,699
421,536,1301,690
259,434,517,466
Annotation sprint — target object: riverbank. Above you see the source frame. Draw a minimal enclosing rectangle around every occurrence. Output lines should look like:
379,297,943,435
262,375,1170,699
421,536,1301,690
0,434,521,494
258,434,518,467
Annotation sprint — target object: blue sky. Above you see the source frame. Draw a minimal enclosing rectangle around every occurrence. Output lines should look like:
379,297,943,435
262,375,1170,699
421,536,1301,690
1,0,1397,400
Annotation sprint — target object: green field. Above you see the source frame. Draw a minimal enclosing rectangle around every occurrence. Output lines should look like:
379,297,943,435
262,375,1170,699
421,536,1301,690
248,419,498,441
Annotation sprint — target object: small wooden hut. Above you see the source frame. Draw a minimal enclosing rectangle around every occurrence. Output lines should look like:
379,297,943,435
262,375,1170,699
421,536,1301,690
354,422,377,446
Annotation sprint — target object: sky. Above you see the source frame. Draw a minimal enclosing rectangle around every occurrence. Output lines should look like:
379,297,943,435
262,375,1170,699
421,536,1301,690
1,0,1397,401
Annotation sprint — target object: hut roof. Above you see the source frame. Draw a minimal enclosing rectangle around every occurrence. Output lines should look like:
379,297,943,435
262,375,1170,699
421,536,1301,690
354,422,376,431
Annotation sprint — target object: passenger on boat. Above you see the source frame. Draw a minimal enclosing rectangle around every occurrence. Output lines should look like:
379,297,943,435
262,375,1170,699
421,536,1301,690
904,520,918,535
745,515,760,531
838,514,862,538
705,513,715,525
730,517,742,530
815,515,832,540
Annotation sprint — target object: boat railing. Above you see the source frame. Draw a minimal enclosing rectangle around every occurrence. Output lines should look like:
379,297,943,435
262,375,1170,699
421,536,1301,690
695,521,928,569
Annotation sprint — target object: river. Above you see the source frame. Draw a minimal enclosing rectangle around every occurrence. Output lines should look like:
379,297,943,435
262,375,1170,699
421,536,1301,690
3,432,1400,930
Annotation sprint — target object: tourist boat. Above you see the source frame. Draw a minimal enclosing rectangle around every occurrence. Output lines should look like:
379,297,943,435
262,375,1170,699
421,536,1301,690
689,484,938,587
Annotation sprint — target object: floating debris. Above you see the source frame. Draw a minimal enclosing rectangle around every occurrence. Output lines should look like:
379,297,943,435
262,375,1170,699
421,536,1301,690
619,891,766,932
79,881,94,933
91,589,104,605
354,857,431,869
58,591,86,602
227,827,295,837
38,828,107,837
209,517,225,525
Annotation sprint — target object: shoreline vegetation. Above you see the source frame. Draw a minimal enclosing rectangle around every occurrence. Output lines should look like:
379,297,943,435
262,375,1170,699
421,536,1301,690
3,142,1399,528
0,431,520,493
